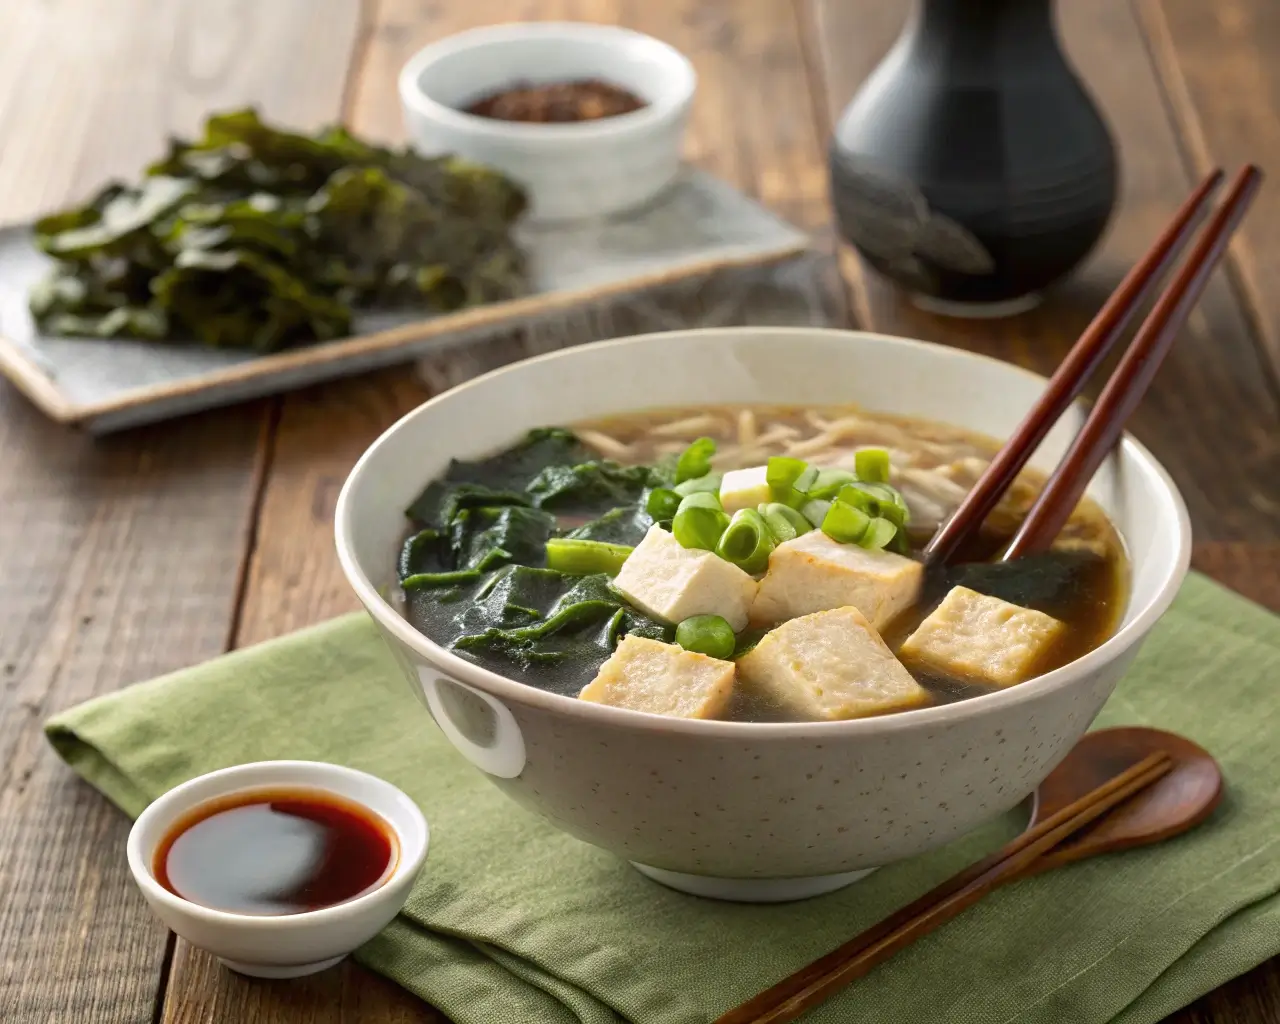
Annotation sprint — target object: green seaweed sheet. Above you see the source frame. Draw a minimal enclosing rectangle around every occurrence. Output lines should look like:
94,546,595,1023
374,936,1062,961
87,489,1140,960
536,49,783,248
29,109,528,352
399,430,671,696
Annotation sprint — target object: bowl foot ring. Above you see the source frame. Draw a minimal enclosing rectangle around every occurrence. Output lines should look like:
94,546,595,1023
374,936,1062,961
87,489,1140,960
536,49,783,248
631,862,878,902
218,954,346,979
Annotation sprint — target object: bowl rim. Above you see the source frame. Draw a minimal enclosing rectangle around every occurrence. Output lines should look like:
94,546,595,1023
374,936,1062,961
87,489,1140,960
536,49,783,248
335,327,1192,738
126,760,429,929
397,21,697,142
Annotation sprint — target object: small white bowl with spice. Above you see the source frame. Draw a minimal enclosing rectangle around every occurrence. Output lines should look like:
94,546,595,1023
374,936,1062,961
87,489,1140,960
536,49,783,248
398,22,696,222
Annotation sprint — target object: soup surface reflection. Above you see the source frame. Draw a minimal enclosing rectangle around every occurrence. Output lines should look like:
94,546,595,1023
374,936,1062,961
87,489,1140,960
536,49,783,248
396,404,1128,723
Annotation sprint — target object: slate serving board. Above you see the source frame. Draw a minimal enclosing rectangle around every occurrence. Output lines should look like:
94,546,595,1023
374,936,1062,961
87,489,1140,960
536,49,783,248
0,169,809,433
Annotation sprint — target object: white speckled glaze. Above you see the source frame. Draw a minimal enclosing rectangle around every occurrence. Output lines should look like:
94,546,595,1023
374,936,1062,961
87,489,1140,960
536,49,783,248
398,23,696,222
335,329,1190,897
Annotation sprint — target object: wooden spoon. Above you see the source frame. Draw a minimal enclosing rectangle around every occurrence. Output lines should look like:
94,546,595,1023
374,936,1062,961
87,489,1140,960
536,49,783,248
716,726,1223,1024
1022,726,1222,877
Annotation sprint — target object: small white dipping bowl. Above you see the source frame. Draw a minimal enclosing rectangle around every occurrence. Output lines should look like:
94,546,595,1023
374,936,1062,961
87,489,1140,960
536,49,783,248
335,328,1190,903
127,761,428,978
398,22,696,222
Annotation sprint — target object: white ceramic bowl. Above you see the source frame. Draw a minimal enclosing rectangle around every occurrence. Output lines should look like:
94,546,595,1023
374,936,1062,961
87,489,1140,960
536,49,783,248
335,328,1190,902
127,761,429,977
398,23,696,222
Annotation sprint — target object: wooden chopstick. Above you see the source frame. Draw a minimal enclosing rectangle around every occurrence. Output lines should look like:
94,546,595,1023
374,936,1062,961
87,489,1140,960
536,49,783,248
1005,164,1263,558
715,752,1174,1024
923,169,1225,567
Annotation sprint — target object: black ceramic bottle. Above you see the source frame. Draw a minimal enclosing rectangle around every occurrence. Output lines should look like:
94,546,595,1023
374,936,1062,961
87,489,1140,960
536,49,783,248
829,0,1118,317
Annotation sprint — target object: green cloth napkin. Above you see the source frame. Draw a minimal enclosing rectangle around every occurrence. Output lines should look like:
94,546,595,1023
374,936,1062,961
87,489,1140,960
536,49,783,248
46,573,1280,1024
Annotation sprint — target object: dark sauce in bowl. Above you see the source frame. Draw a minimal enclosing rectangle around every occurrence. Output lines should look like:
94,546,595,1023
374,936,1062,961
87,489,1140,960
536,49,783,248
463,79,647,123
154,788,396,915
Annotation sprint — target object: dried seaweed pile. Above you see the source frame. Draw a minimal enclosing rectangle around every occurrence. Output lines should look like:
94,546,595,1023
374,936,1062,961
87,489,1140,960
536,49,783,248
28,109,528,352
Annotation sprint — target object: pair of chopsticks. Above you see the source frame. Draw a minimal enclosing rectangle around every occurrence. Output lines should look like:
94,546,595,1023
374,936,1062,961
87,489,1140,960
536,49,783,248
715,752,1174,1024
717,166,1261,1024
925,164,1263,566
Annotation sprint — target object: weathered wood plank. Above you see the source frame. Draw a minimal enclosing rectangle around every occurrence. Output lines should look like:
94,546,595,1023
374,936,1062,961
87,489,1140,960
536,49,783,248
0,1,364,1022
806,0,1280,544
1136,0,1280,386
167,0,845,1019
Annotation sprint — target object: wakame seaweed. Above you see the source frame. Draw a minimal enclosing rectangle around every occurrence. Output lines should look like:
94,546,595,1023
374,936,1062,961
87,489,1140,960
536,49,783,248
397,429,673,694
29,108,528,351
564,504,655,547
450,569,672,695
525,460,665,515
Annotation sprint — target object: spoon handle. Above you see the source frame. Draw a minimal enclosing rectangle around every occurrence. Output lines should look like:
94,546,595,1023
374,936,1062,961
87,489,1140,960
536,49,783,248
716,752,1172,1024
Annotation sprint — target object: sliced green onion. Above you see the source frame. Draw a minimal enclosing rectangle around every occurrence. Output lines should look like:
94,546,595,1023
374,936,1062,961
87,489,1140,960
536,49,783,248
766,456,821,508
674,471,723,497
794,464,819,495
645,487,681,522
839,481,909,527
836,482,880,517
765,457,807,508
821,500,871,544
807,468,857,500
757,502,813,543
672,491,730,551
855,447,892,483
545,538,634,576
766,456,808,490
860,517,898,550
675,437,716,484
715,508,776,573
854,481,897,502
800,497,832,528
675,614,736,660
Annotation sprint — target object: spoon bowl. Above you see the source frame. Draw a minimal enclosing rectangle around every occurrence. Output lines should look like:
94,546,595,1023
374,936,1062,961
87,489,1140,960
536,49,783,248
1025,726,1223,876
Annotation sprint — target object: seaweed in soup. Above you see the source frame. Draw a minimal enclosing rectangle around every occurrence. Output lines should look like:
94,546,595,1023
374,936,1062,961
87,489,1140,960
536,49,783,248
436,428,588,492
563,505,655,547
413,565,671,696
525,461,663,515
398,429,672,693
945,549,1110,620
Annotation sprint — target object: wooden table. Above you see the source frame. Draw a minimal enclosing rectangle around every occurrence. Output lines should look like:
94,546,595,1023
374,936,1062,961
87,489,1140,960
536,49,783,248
1,1,1277,1021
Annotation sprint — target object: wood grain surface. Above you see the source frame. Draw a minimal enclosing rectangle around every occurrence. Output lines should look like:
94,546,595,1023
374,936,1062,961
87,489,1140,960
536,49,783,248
0,1,1276,1022
1136,0,1280,384
0,1,363,1022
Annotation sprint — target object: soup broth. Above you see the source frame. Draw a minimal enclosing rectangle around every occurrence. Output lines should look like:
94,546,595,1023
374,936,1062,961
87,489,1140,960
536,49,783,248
396,404,1127,723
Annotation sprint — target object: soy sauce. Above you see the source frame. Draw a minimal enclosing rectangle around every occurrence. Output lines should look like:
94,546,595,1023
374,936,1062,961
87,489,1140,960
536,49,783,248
155,788,396,915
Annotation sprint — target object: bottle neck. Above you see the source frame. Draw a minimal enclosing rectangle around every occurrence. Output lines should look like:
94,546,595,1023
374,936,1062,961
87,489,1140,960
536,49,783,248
905,0,1060,66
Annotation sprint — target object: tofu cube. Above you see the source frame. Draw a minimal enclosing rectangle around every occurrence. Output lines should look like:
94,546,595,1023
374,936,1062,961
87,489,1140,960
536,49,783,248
736,607,930,721
719,465,771,515
900,586,1066,688
614,524,757,632
750,529,923,630
579,635,735,719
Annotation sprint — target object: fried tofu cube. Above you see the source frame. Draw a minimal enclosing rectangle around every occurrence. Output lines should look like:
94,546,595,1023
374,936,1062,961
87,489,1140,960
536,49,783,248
750,529,923,630
614,524,757,632
579,635,735,718
719,466,771,514
736,607,930,721
900,586,1066,688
